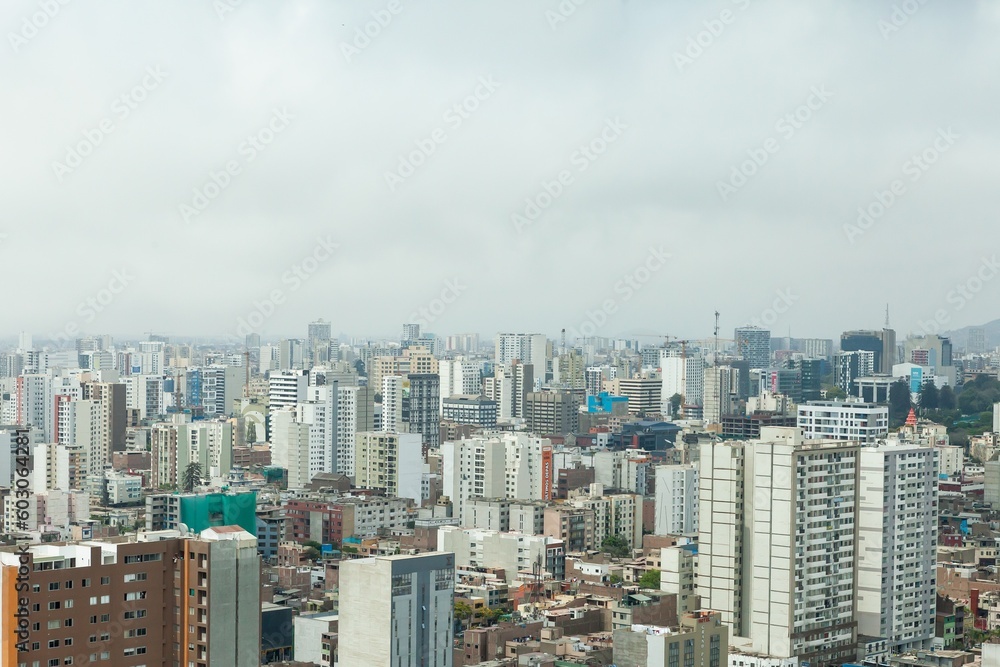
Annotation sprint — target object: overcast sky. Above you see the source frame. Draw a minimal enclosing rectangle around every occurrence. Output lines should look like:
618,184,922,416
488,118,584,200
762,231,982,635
3,0,997,344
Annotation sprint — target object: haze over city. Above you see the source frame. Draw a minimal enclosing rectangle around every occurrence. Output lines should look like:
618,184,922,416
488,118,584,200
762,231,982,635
4,1,999,341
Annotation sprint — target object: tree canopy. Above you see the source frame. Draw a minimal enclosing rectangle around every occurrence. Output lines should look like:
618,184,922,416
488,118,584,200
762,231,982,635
601,535,631,558
638,569,661,589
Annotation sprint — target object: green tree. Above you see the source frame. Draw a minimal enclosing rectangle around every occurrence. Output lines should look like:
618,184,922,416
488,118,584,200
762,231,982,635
246,421,258,444
889,379,912,427
919,380,939,411
825,386,846,400
601,535,630,558
182,462,202,492
608,574,623,585
454,601,473,630
940,384,957,410
669,393,683,419
638,569,661,589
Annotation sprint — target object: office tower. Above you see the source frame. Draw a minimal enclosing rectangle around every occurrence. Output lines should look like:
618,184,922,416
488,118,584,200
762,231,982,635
269,369,308,409
278,338,305,370
798,338,833,358
841,330,887,373
703,365,738,423
486,361,533,420
0,527,260,667
654,464,699,535
604,376,661,415
437,358,482,408
354,431,422,502
797,400,889,442
660,352,705,409
339,552,455,667
789,358,823,401
336,384,374,475
858,440,938,652
406,373,440,447
401,322,421,344
699,427,859,665
190,364,245,416
245,331,261,351
442,395,498,427
308,318,332,363
833,350,875,393
968,326,988,353
524,390,580,435
758,367,803,403
735,326,771,370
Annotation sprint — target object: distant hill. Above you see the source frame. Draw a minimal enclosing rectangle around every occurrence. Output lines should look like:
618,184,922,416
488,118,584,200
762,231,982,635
945,318,1000,351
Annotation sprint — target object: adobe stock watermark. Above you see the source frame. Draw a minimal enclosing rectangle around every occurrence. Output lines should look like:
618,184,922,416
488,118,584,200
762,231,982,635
230,236,339,338
48,269,135,348
916,255,1000,336
843,126,958,244
674,0,752,72
546,0,590,31
747,288,797,329
384,76,501,192
716,85,833,201
878,0,931,40
52,66,168,183
408,279,467,328
215,0,245,21
179,108,294,223
8,0,72,53
511,117,628,234
568,246,670,340
341,0,404,62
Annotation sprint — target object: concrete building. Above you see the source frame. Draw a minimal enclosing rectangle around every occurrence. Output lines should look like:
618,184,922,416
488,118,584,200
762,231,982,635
406,373,441,447
438,526,565,583
495,333,547,382
703,365,738,424
571,488,643,549
543,505,597,552
858,439,938,652
438,358,482,408
485,360,533,420
268,369,308,409
0,526,260,667
339,552,455,667
354,431,422,503
336,384,374,476
524,390,580,435
605,376,662,415
660,545,697,614
441,394,498,427
735,326,771,370
797,400,889,442
654,465,699,535
699,427,859,665
661,352,706,409
613,610,728,667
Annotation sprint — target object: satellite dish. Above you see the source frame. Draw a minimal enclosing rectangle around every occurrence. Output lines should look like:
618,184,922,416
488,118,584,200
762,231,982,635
178,523,189,535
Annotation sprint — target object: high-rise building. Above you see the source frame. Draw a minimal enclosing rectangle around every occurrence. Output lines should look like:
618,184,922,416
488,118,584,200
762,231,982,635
702,365,738,423
441,395,498,427
612,611,728,667
485,361,533,420
788,358,823,401
797,400,888,443
336,384,374,475
524,390,580,435
857,439,938,652
699,427,859,665
406,373,440,447
735,326,771,371
604,377,661,416
437,358,482,408
0,527,261,667
354,431,422,503
968,326,988,354
269,370,308,410
495,333,547,382
380,374,404,432
660,352,705,409
654,464,698,535
401,323,421,344
834,350,875,393
339,552,455,667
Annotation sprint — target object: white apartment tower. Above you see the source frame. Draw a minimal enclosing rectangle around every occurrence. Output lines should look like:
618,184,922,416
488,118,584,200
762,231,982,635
699,427,860,666
337,384,374,475
654,465,699,535
268,370,308,410
495,333,547,383
857,440,938,652
797,401,889,443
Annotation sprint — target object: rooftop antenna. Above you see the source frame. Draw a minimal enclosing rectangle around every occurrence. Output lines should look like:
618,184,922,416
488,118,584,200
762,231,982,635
713,311,720,357
885,303,891,328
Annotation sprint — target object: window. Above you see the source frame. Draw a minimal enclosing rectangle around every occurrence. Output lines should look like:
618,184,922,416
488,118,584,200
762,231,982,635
49,582,60,591
100,614,109,623
48,602,61,610
48,640,60,649
100,577,109,585
82,579,90,587
47,621,60,630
